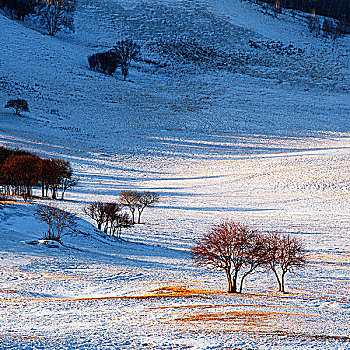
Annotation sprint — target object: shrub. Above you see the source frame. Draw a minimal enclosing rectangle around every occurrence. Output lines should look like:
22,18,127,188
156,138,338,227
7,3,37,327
35,204,76,242
88,51,121,76
4,99,29,115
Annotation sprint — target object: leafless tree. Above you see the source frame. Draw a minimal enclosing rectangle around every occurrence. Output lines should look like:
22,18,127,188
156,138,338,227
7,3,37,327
119,190,140,224
35,204,76,241
192,221,267,293
47,158,71,199
103,202,122,235
37,0,75,36
265,233,306,293
113,212,132,238
136,191,159,224
111,40,140,80
105,202,131,238
83,201,105,230
60,176,79,199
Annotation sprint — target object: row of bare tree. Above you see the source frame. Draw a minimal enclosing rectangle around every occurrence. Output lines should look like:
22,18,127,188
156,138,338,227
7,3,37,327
33,190,160,243
192,221,306,293
255,0,350,24
0,146,78,201
83,202,131,238
83,190,159,237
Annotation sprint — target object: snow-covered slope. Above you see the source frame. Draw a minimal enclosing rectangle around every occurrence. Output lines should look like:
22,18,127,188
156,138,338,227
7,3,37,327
1,0,350,348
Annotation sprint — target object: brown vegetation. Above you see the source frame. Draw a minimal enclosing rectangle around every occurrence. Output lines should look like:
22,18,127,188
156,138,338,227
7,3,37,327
192,221,306,294
0,146,78,201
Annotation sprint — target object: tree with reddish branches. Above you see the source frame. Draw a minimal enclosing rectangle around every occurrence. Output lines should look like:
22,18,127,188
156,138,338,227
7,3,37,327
136,191,159,224
192,221,267,293
0,153,39,200
265,233,306,293
119,190,140,224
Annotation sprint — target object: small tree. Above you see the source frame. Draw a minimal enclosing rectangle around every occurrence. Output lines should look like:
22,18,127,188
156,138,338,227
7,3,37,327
103,202,121,235
46,158,72,199
5,99,29,115
104,202,132,237
83,201,105,230
119,190,140,224
113,212,132,238
265,233,306,293
136,191,159,224
37,0,76,36
111,40,140,81
192,221,267,294
60,176,78,200
35,204,76,241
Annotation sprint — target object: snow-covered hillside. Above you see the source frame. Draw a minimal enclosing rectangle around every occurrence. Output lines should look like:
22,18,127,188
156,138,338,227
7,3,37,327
0,0,350,348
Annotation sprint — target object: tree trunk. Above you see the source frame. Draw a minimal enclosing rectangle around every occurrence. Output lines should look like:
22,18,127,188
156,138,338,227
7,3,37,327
130,210,135,224
226,269,237,293
281,272,286,293
137,208,144,224
51,187,57,199
272,268,282,292
239,273,249,294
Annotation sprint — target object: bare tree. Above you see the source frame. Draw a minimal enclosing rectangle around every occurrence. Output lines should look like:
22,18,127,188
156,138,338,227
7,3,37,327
83,201,105,230
37,0,75,36
60,176,79,199
111,40,140,81
308,15,321,36
265,233,306,293
192,221,267,293
47,158,71,199
35,204,76,241
119,190,140,224
103,202,121,235
136,191,159,224
4,99,29,115
104,202,132,237
112,212,132,238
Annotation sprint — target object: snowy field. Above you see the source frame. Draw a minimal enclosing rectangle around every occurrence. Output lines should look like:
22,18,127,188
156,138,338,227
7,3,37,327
0,0,350,348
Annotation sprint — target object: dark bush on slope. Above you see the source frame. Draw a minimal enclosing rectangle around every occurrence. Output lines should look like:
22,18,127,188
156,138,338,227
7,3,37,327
5,99,29,115
88,51,121,76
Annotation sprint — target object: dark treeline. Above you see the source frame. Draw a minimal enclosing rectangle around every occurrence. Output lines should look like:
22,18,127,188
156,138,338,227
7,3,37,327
258,0,350,23
0,146,78,201
0,0,36,21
